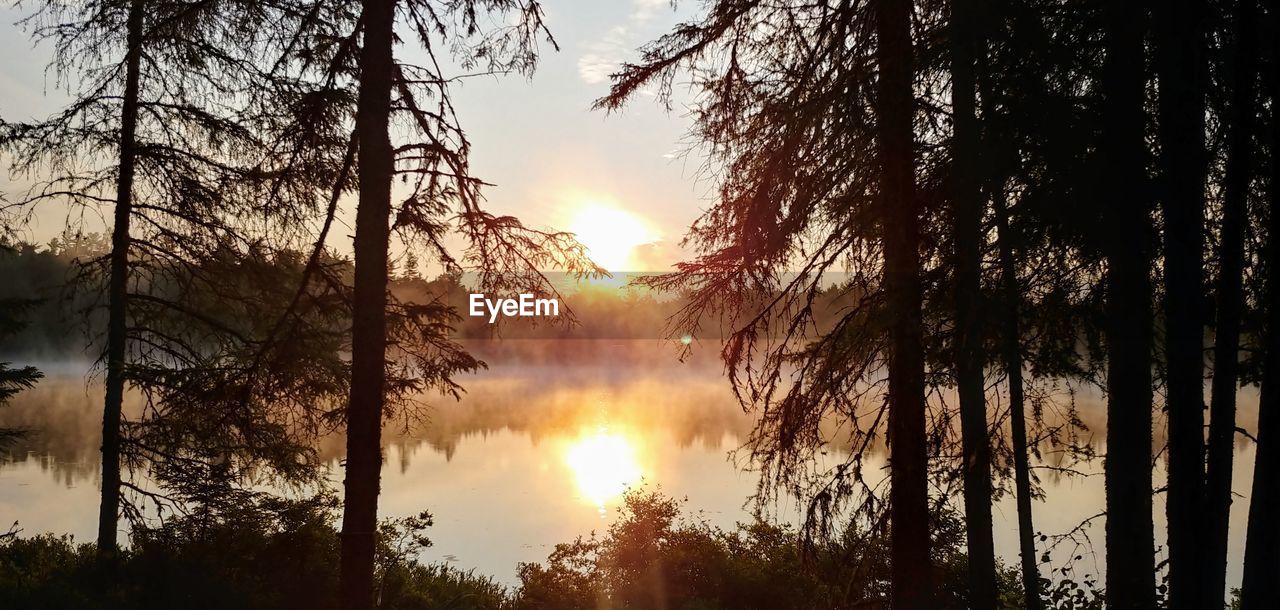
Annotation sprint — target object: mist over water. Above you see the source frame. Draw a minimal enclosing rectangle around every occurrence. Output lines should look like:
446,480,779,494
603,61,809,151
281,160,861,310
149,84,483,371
0,340,1262,588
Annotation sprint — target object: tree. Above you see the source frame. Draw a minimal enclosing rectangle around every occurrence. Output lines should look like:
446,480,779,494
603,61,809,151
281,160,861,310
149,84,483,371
594,0,946,605
876,0,932,605
1153,1,1209,608
1239,3,1280,607
948,0,997,606
1098,0,1157,607
99,0,143,555
314,2,590,607
4,0,223,554
1203,0,1259,605
338,0,397,601
975,3,1105,605
2,0,356,554
992,184,1043,610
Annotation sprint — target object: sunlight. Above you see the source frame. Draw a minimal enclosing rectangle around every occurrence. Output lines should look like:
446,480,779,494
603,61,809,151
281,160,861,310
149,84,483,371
564,428,643,510
570,205,654,271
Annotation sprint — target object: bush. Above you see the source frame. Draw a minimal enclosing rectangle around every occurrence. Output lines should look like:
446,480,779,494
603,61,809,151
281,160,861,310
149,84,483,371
512,489,1019,609
0,496,508,610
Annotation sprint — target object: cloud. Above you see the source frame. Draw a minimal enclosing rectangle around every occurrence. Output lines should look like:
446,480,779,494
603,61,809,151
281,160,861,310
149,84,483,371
629,0,669,24
577,54,616,85
577,1,671,85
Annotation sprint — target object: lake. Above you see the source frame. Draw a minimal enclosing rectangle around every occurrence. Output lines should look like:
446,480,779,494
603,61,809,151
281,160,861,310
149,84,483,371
0,340,1262,595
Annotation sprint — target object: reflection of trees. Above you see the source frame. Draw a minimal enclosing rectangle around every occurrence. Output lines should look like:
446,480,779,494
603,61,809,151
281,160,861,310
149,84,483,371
318,344,755,465
4,343,1232,490
1,346,752,482
0,378,145,485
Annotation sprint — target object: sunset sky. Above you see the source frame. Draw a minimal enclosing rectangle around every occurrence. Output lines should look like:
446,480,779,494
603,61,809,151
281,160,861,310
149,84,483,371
0,0,705,272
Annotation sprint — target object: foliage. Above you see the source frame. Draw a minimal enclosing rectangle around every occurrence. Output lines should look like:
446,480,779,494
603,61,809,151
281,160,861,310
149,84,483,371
0,494,507,610
514,489,1024,610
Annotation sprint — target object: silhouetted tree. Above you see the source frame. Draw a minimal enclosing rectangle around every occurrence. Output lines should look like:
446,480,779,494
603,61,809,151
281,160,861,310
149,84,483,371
948,0,997,606
1239,3,1280,607
339,0,397,601
975,3,1103,604
1098,0,1157,607
876,0,932,605
1204,0,1259,605
992,184,1043,610
593,0,954,605
1154,2,1209,608
302,2,594,607
1,0,353,554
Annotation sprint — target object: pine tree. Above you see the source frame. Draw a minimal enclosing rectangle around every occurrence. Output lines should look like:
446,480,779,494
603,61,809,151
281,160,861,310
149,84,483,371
1099,1,1157,606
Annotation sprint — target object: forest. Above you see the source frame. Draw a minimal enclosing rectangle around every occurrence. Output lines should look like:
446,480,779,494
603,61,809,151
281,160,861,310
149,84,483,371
1,0,1279,609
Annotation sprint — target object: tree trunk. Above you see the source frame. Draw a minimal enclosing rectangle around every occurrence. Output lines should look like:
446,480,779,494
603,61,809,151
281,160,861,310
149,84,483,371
1239,9,1280,598
338,0,396,606
950,0,997,607
1100,1,1157,608
1153,2,1208,609
97,0,145,557
993,188,1043,610
874,0,932,608
1204,1,1257,606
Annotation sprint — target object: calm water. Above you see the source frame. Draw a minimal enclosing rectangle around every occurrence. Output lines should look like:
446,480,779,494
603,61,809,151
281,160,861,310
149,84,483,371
0,341,1262,592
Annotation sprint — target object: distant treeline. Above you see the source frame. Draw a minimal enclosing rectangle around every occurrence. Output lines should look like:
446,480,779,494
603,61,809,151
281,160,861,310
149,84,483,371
0,235,108,360
1,236,877,352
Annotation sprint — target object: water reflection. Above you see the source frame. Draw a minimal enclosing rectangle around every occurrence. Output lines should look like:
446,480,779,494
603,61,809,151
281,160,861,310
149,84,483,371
564,427,643,511
0,341,1265,589
0,342,759,582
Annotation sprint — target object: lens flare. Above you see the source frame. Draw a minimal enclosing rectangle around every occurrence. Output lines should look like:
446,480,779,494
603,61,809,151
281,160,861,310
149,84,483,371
564,428,642,509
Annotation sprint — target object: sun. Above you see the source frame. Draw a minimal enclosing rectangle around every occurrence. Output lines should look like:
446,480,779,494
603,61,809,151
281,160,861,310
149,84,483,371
570,205,654,271
565,428,643,510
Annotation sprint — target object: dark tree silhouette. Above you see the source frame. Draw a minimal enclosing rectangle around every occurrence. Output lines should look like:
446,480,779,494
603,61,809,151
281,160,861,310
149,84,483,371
95,0,144,555
1154,1,1209,608
876,0,932,605
1,0,360,553
1204,0,1259,605
948,0,997,606
974,3,1100,604
591,0,950,605
1239,3,1280,607
1099,0,1157,607
339,0,397,602
309,2,593,607
992,185,1043,610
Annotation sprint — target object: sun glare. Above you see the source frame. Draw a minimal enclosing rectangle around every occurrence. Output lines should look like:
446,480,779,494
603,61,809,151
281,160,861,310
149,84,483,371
565,428,642,510
570,205,654,271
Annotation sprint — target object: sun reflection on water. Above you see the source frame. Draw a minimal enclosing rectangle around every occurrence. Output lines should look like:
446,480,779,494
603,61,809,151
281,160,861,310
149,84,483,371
564,427,642,511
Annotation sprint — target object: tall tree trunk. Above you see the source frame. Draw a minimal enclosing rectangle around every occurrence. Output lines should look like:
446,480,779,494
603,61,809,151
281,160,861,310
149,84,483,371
1239,6,1280,601
1239,3,1280,598
1100,1,1157,608
97,0,145,557
1153,1,1208,609
1204,1,1257,606
993,188,1043,610
874,0,932,608
950,0,997,607
338,0,396,606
